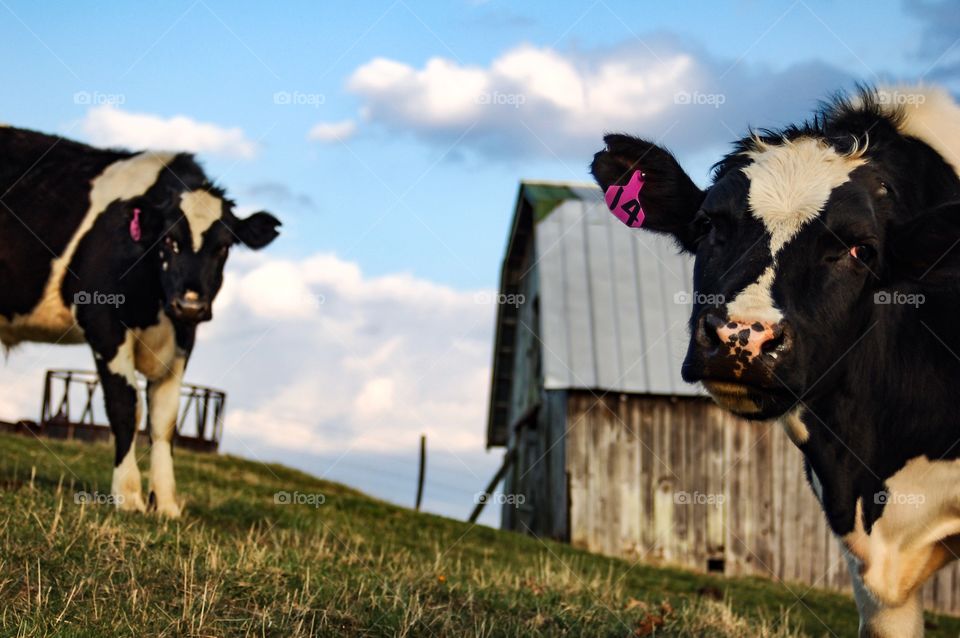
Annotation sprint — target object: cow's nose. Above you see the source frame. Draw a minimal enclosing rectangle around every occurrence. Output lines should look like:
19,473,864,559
171,295,210,321
697,311,788,360
716,319,785,357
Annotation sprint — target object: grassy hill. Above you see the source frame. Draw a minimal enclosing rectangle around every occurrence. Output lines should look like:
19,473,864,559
1,432,958,637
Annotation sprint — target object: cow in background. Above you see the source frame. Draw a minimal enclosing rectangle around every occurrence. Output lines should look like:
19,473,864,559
0,127,280,517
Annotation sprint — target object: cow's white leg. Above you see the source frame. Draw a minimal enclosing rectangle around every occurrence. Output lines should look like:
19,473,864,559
147,357,184,518
96,333,147,513
845,551,924,638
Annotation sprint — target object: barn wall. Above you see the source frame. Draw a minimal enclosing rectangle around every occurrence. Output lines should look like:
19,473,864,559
501,390,568,540
563,391,960,615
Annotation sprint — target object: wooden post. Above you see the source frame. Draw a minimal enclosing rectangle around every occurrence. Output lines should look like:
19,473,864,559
40,369,53,425
468,448,516,524
415,434,426,511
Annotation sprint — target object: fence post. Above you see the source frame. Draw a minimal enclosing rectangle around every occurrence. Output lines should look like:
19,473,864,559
415,434,426,511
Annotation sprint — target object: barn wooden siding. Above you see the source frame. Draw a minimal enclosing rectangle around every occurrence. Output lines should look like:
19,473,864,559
559,391,960,615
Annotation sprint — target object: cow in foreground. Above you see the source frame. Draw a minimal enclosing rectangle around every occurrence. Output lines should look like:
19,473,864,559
592,86,960,637
0,127,280,517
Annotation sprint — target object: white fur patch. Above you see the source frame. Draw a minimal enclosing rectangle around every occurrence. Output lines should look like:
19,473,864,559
179,189,223,251
107,331,139,389
845,545,924,638
725,267,780,324
134,311,178,381
778,407,809,446
0,152,174,348
147,356,184,518
112,443,146,512
842,456,960,609
725,138,864,323
876,85,960,180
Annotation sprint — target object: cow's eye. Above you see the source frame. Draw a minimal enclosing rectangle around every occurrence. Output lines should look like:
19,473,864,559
218,245,229,258
693,212,713,244
849,244,875,262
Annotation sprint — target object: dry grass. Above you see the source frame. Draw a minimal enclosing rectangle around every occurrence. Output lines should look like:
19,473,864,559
1,432,958,637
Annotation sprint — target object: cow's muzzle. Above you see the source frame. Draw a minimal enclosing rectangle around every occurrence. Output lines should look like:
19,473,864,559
170,292,211,322
684,309,796,418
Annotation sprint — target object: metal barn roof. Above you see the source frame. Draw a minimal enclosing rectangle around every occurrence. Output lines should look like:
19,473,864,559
486,180,703,447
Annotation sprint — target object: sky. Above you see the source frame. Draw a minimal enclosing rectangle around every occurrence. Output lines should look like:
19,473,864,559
0,0,958,527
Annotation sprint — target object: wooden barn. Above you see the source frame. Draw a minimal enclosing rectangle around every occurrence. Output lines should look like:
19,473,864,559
485,179,960,614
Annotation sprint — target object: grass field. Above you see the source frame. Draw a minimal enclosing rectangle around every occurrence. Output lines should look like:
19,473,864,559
1,432,958,637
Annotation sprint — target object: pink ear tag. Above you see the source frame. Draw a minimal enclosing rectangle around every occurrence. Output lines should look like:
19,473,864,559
604,170,645,228
129,208,142,241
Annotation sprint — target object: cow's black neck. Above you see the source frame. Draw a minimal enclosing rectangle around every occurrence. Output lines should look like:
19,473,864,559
799,297,960,536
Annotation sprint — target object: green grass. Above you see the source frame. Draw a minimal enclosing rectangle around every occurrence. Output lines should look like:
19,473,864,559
0,432,958,637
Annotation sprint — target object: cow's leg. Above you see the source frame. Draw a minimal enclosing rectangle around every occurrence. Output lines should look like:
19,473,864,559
845,551,924,638
146,357,184,518
95,333,147,512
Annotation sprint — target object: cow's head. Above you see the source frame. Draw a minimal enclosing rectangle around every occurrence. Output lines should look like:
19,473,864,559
127,184,280,323
592,117,959,420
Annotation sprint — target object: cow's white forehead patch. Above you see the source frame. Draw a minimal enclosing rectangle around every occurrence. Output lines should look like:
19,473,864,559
725,138,865,323
743,137,865,253
179,189,224,251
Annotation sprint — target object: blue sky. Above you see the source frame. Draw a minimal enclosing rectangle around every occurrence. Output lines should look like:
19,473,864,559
0,0,957,525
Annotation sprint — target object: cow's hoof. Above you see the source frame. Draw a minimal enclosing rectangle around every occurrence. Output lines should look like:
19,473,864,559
149,492,182,518
157,502,182,518
115,491,147,513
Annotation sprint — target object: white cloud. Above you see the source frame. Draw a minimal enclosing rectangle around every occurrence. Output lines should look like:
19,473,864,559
80,105,257,158
307,119,357,142
342,41,851,157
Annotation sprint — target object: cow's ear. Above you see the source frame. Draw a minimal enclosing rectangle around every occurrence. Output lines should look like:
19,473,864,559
233,211,281,249
889,203,960,288
591,134,705,252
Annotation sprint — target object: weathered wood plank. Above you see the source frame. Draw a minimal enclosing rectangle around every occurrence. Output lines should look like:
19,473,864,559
553,392,960,615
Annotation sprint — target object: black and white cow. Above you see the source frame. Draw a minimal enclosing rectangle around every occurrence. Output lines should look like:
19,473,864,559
592,86,960,637
0,127,279,517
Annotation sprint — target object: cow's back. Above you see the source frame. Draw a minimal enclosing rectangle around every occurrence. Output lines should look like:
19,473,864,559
0,127,130,341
